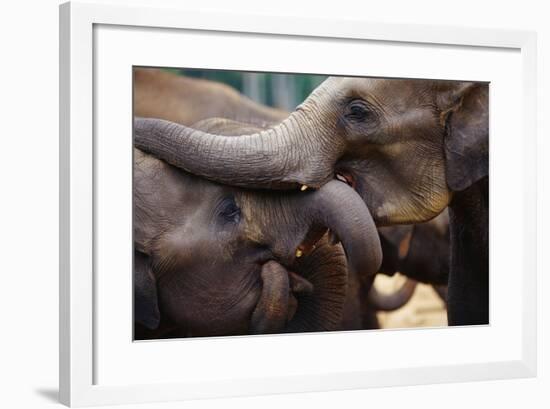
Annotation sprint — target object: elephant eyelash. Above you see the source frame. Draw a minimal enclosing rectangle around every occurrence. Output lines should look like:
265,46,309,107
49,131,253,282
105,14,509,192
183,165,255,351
345,99,377,122
217,197,242,225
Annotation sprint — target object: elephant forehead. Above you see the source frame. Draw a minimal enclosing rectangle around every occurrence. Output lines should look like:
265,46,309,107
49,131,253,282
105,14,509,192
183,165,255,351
334,77,435,106
134,149,226,215
236,193,302,253
387,106,443,135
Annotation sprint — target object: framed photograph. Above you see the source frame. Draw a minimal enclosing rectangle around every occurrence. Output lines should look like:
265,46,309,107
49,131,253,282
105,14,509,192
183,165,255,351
59,1,537,406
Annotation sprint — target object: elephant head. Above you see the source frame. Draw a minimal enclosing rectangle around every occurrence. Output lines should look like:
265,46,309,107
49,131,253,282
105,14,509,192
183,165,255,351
133,135,381,338
134,77,488,225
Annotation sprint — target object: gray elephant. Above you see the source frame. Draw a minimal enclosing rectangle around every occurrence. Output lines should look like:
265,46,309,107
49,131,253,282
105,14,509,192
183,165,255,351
135,69,429,309
134,76,488,326
133,120,382,338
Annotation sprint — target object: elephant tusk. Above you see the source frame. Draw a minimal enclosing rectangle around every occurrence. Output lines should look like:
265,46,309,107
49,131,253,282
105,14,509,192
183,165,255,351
300,185,309,191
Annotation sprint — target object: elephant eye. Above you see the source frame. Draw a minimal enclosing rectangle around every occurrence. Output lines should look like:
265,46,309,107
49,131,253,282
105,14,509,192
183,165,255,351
218,197,241,225
345,100,373,122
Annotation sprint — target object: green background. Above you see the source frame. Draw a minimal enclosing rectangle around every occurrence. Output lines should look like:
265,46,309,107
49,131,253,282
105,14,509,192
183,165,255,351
166,68,327,111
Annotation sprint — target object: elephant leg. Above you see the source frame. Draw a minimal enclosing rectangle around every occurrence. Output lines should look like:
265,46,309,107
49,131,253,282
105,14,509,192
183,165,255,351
447,178,489,326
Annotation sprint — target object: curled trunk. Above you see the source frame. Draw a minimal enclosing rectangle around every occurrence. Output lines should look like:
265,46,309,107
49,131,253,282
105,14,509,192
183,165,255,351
367,278,417,311
250,240,351,334
250,261,290,334
298,180,382,278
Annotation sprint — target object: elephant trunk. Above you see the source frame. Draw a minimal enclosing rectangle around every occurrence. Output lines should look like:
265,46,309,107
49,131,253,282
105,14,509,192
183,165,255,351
286,239,348,332
367,278,417,311
300,180,382,278
250,261,290,334
134,109,342,190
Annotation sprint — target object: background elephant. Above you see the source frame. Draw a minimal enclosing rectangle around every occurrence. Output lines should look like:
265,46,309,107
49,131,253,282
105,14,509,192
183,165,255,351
135,75,487,326
133,119,382,338
134,68,288,128
378,211,449,302
341,269,418,330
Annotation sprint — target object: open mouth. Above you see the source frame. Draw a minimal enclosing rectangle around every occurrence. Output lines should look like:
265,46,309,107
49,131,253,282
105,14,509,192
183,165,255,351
335,170,356,189
295,224,329,259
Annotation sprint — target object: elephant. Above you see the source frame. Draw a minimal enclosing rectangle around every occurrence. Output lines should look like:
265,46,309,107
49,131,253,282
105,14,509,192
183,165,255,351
134,69,427,306
133,122,382,338
378,211,449,302
134,76,488,326
134,68,288,129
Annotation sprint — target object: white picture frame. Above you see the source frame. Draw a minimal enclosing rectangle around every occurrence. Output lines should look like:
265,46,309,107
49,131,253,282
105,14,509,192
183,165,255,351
59,1,537,407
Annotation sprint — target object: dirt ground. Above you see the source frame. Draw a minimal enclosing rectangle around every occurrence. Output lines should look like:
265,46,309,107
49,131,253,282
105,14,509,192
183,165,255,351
374,273,447,328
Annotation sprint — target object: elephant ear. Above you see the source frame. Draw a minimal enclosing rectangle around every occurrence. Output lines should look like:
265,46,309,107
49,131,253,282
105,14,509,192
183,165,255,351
441,83,489,192
134,250,160,330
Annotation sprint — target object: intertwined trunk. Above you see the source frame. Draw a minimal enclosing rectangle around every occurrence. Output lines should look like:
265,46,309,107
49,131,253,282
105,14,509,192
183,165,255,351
134,93,343,190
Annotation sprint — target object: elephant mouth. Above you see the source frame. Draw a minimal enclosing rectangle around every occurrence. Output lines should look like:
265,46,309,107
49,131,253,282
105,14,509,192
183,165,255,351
251,235,349,334
335,170,356,189
295,225,328,259
251,177,382,334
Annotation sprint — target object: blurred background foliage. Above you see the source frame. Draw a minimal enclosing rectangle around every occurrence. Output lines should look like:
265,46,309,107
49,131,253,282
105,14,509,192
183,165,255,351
166,68,327,111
